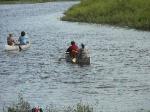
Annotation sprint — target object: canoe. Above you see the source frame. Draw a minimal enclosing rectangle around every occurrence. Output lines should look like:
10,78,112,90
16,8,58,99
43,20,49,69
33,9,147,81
65,54,90,65
5,43,30,51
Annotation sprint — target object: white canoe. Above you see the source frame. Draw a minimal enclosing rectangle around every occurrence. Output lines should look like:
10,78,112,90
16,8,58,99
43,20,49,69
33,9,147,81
5,43,31,51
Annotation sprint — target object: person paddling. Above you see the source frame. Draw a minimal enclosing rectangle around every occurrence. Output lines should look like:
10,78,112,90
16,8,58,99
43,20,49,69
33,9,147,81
18,31,29,51
77,43,90,65
66,41,79,59
18,31,29,45
78,43,88,59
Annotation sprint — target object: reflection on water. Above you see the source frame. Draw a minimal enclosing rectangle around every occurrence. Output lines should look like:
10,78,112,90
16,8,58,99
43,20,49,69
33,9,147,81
0,1,150,112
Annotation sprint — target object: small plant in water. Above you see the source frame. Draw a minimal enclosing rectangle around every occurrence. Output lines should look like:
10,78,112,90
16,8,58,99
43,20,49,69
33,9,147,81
73,103,93,112
4,94,93,112
7,93,31,112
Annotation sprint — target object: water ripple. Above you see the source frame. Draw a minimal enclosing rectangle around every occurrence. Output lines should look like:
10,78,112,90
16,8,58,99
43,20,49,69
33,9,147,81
0,2,150,112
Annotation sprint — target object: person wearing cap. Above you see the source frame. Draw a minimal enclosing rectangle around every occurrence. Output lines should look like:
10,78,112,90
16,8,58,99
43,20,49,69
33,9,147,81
66,41,79,58
18,31,29,45
7,33,15,46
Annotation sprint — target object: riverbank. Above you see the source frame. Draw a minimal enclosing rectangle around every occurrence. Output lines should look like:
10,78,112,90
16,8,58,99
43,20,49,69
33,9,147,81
3,95,93,112
0,0,78,4
62,0,150,31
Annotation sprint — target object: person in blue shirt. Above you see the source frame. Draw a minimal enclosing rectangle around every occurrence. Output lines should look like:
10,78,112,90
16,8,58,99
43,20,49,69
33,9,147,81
18,31,29,45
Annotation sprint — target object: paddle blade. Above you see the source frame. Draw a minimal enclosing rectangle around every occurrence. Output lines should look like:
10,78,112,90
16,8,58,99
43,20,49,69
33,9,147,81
72,58,77,63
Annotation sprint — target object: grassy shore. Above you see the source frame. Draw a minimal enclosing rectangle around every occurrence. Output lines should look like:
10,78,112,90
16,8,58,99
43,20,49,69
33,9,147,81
3,95,93,112
62,0,150,30
0,0,78,4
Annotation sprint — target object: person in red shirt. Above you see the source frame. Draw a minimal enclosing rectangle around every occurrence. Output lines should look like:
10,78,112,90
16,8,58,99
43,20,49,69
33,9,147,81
66,41,79,58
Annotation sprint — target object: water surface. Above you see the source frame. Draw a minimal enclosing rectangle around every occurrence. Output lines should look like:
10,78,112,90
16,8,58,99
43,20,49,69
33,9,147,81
0,2,150,112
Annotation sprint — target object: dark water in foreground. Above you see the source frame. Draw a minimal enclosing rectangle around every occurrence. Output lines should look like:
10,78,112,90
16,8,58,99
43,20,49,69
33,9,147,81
0,2,150,112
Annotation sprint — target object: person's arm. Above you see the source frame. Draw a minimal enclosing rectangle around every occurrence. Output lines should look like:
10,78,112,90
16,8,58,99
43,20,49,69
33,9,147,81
66,46,71,52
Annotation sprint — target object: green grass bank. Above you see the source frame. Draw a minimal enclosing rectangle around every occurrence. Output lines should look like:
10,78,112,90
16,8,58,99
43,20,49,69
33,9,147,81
62,0,150,30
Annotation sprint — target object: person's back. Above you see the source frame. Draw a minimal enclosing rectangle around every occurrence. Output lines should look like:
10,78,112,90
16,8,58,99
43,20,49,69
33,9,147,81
78,44,88,59
18,31,29,45
78,44,90,65
7,34,15,46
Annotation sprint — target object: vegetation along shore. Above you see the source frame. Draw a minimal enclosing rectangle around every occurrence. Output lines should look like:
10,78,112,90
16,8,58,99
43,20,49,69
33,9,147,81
62,0,150,31
3,95,93,112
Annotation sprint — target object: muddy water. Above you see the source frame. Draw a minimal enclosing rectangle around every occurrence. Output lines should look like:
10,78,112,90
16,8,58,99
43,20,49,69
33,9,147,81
0,2,150,112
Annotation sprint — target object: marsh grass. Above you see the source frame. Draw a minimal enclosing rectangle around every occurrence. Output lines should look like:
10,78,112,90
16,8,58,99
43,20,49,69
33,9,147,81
62,0,150,30
4,94,31,112
4,95,93,112
73,103,93,112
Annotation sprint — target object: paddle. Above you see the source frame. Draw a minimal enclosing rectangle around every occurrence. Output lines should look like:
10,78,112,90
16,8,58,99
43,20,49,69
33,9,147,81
58,57,65,61
72,58,77,63
58,52,66,61
13,37,22,52
58,52,70,61
14,43,22,52
58,52,78,64
19,45,22,51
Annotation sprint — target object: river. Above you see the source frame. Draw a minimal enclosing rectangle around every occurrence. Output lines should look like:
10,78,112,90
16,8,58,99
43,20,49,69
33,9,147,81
0,1,150,112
